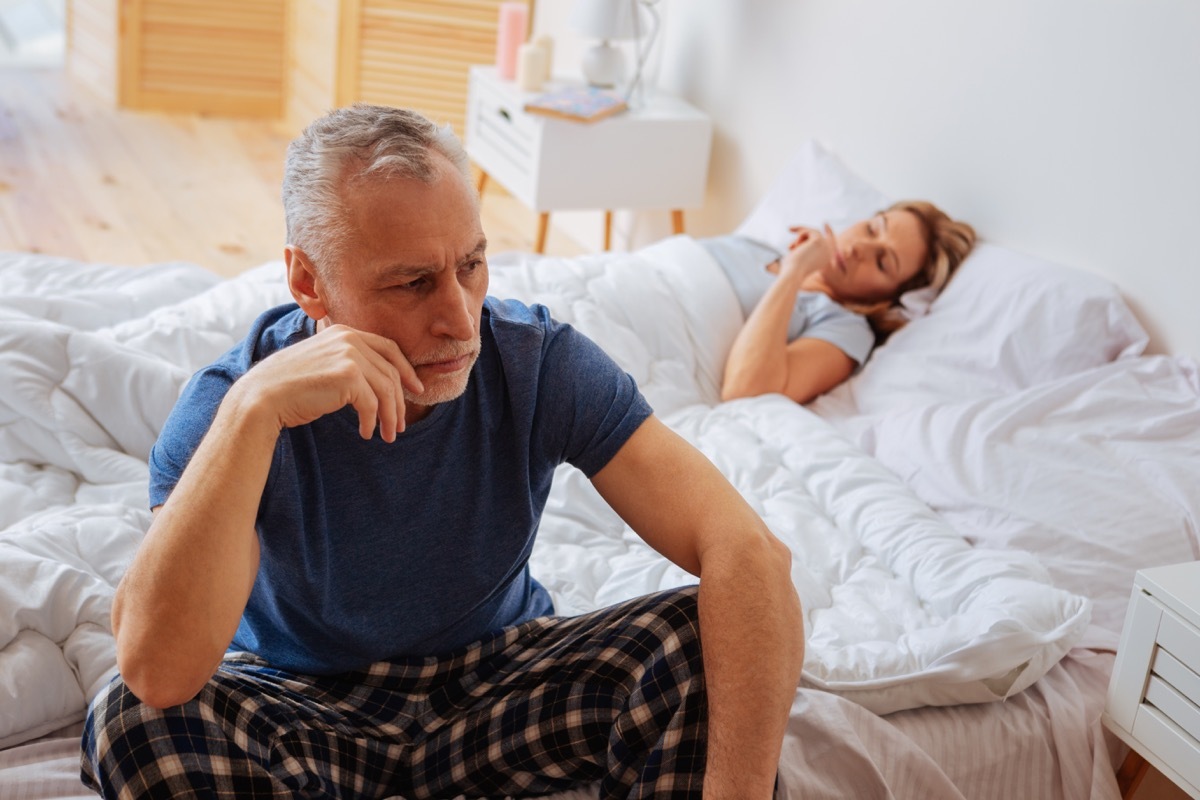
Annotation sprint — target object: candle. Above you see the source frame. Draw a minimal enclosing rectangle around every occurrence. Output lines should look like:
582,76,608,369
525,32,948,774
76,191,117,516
534,34,555,77
495,2,528,81
516,42,548,92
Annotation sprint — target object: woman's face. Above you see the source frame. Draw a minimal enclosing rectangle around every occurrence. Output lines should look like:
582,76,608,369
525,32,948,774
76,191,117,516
819,210,929,304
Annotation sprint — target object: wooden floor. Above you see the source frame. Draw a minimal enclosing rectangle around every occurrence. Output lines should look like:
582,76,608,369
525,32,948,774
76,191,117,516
0,66,581,278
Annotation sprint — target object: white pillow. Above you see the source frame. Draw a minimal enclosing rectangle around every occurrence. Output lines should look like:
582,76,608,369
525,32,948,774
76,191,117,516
735,141,1149,415
836,244,1150,415
733,139,891,252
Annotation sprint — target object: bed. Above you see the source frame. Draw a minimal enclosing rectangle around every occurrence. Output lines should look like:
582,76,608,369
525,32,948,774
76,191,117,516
2,141,1198,800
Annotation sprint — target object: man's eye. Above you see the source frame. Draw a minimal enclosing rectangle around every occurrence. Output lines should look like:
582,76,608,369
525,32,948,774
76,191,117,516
398,278,426,291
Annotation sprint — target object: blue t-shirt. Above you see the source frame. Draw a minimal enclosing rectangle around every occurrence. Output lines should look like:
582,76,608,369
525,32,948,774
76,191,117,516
148,298,652,674
700,235,876,365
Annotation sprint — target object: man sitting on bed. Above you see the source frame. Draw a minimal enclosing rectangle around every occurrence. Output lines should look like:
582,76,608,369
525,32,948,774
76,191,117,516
80,104,804,800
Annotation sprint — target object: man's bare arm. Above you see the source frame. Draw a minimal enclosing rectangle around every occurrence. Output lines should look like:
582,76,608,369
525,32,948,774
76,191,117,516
590,415,805,800
113,326,420,709
113,389,274,709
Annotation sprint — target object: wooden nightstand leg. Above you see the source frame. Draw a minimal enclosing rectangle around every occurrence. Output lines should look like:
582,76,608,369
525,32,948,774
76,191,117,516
1117,749,1151,799
671,209,685,235
603,211,613,251
476,170,489,197
535,212,549,254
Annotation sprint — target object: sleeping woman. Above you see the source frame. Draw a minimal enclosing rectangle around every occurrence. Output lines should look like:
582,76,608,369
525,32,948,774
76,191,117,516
715,200,976,404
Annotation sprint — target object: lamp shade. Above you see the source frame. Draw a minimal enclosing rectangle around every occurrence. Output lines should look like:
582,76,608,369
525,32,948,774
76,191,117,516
570,0,640,41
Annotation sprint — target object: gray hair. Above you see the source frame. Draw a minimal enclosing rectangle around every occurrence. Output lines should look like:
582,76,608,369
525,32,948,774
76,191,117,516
282,103,473,274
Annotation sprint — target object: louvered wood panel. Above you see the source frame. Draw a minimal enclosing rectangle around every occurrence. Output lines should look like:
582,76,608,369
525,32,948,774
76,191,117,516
123,0,288,118
66,0,120,105
341,0,531,138
286,0,340,131
66,0,531,127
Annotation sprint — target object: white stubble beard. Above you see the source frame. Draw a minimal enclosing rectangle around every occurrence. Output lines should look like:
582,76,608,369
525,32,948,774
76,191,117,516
403,335,481,406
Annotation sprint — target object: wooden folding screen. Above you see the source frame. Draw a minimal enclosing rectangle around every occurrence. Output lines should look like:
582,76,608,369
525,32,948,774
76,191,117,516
68,0,533,133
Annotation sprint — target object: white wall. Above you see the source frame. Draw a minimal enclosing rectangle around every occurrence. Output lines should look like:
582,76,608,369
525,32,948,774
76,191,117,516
536,0,1200,356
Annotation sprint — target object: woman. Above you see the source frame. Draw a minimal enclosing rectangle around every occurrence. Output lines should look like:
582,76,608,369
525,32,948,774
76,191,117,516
716,200,976,404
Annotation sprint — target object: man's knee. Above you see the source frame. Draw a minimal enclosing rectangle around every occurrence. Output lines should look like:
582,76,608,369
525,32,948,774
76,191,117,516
615,587,705,683
646,586,703,650
82,675,155,792
659,585,701,625
84,674,143,749
83,674,228,784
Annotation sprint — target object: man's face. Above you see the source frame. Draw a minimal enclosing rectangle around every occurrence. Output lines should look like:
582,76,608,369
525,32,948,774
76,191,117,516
319,155,488,410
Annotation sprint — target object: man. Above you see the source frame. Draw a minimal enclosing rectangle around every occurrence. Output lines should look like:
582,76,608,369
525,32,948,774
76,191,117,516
82,104,804,799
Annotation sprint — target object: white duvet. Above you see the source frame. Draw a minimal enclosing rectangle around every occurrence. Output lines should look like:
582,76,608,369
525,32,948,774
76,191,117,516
0,239,1093,749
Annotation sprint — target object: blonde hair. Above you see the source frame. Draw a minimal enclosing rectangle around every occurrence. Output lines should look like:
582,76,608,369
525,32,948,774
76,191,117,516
845,199,976,341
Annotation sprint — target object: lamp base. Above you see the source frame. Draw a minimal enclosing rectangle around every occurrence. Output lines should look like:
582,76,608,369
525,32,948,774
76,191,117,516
581,41,625,88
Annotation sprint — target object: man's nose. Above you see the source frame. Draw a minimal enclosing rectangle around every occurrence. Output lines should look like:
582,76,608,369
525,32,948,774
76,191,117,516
431,280,475,340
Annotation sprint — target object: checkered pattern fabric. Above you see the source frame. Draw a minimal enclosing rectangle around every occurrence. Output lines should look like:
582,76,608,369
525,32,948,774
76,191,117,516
81,587,707,799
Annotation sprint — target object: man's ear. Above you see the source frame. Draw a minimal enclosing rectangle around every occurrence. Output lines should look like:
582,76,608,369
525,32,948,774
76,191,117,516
284,246,329,321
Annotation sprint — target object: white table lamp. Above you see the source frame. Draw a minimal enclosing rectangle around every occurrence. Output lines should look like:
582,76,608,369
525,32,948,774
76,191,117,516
570,0,640,88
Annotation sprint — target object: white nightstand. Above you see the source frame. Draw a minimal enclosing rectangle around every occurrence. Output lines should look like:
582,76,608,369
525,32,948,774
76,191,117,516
465,66,712,253
1104,561,1200,799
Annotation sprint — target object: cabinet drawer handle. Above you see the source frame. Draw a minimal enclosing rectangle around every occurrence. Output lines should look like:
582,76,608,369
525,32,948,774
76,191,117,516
498,108,512,123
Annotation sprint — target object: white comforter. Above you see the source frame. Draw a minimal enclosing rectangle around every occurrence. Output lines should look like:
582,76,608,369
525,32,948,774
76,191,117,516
0,238,1103,748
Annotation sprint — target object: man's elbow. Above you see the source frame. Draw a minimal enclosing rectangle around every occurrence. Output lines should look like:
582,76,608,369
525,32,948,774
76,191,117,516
115,638,213,710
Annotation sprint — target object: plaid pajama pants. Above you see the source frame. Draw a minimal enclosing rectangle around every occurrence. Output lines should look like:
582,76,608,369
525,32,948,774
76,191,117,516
81,587,707,799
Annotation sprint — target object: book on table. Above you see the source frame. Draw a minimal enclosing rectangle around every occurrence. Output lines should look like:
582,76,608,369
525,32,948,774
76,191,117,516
523,86,628,123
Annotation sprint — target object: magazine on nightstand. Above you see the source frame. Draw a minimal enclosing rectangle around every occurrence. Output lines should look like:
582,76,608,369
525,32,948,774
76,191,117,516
523,86,628,123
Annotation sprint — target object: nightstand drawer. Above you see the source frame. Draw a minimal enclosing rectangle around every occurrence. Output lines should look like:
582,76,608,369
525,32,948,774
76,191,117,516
1160,610,1200,675
1146,667,1200,742
1130,704,1200,794
466,74,539,202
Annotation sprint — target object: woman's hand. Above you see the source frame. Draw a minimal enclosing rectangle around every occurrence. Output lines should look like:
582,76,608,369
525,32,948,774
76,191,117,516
775,224,838,285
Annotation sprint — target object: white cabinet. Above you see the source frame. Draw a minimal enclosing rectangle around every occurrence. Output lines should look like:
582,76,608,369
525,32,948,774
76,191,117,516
1104,561,1200,798
465,66,712,252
